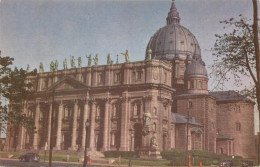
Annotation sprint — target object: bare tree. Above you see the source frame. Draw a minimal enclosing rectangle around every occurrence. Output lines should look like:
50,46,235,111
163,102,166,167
210,0,259,162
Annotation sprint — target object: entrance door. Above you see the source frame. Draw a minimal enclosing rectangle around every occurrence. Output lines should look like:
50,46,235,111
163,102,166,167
134,123,142,151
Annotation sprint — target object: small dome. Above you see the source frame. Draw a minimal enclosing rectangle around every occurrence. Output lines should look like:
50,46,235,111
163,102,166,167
146,0,201,61
184,60,207,78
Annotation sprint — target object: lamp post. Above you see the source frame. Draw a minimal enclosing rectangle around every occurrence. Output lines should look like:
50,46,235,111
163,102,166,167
128,132,134,167
185,109,190,167
83,119,90,167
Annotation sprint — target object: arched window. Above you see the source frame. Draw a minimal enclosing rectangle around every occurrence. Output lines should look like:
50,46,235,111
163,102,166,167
96,106,100,117
132,102,141,116
98,74,103,84
153,123,156,131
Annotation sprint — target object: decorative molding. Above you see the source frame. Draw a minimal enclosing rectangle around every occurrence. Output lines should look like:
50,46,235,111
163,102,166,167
143,95,152,101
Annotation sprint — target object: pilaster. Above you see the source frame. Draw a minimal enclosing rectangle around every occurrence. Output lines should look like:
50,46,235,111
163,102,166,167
89,99,96,151
119,95,129,151
33,101,40,150
102,98,110,151
54,101,63,150
81,98,89,149
47,104,52,149
69,100,78,150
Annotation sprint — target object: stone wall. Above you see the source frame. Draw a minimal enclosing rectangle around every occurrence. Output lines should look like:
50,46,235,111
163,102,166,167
216,101,256,158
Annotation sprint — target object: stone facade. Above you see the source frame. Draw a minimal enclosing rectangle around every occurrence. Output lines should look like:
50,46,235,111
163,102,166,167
4,0,256,159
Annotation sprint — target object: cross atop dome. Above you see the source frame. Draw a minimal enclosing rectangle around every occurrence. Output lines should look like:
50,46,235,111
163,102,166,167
166,0,180,25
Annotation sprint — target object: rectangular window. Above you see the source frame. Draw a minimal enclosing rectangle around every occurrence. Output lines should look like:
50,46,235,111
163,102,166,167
115,73,121,82
137,71,142,80
236,123,241,131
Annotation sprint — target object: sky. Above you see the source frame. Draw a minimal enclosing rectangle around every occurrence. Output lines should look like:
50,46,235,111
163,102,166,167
0,0,259,135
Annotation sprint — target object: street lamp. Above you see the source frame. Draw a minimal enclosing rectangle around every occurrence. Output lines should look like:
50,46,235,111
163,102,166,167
83,119,90,167
128,131,134,167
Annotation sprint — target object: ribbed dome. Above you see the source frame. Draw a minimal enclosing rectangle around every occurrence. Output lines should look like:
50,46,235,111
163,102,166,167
184,60,207,78
146,0,201,61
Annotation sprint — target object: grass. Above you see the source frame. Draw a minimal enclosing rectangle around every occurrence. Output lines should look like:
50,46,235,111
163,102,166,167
0,151,81,162
111,157,171,166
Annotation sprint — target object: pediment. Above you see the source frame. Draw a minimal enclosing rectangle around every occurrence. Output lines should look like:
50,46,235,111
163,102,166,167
47,76,87,91
56,82,76,90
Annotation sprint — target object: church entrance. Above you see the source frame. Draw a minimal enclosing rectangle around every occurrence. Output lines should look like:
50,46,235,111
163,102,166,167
63,132,71,150
133,123,142,151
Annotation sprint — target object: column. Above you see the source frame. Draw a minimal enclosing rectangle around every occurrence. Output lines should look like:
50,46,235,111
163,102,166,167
102,99,110,151
54,102,63,150
69,100,78,150
89,101,96,151
81,100,89,149
119,96,129,151
47,104,52,149
33,102,40,149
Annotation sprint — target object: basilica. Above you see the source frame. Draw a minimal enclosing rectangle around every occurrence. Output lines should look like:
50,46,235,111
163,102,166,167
4,0,256,158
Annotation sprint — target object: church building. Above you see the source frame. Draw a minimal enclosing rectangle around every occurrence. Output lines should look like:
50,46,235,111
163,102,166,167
4,0,256,158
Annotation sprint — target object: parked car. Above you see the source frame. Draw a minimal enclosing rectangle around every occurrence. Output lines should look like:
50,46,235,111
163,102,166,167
241,160,254,167
220,160,234,167
19,153,40,162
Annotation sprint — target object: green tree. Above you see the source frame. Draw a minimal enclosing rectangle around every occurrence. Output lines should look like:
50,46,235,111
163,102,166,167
0,53,37,135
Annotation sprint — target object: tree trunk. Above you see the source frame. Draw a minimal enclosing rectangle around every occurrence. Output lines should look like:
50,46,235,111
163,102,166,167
252,0,260,164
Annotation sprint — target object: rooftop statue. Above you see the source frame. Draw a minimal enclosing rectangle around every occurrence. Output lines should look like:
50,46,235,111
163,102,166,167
93,54,98,66
71,56,76,68
86,54,92,67
54,60,58,71
78,57,82,68
121,50,130,63
147,48,152,60
107,53,112,65
50,61,54,72
39,62,44,73
63,58,67,70
26,64,30,73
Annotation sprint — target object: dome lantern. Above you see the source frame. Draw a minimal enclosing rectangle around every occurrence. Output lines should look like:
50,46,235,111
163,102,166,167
166,0,180,25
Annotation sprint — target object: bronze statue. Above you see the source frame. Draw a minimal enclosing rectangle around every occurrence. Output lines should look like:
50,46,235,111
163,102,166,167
50,61,54,72
54,60,58,71
107,53,111,65
86,54,92,67
26,64,30,73
39,62,44,73
147,48,152,60
93,54,98,66
71,56,76,68
121,50,130,63
78,57,82,68
63,58,67,70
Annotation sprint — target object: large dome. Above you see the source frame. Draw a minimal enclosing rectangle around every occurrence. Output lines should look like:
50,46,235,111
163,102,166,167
146,0,201,61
